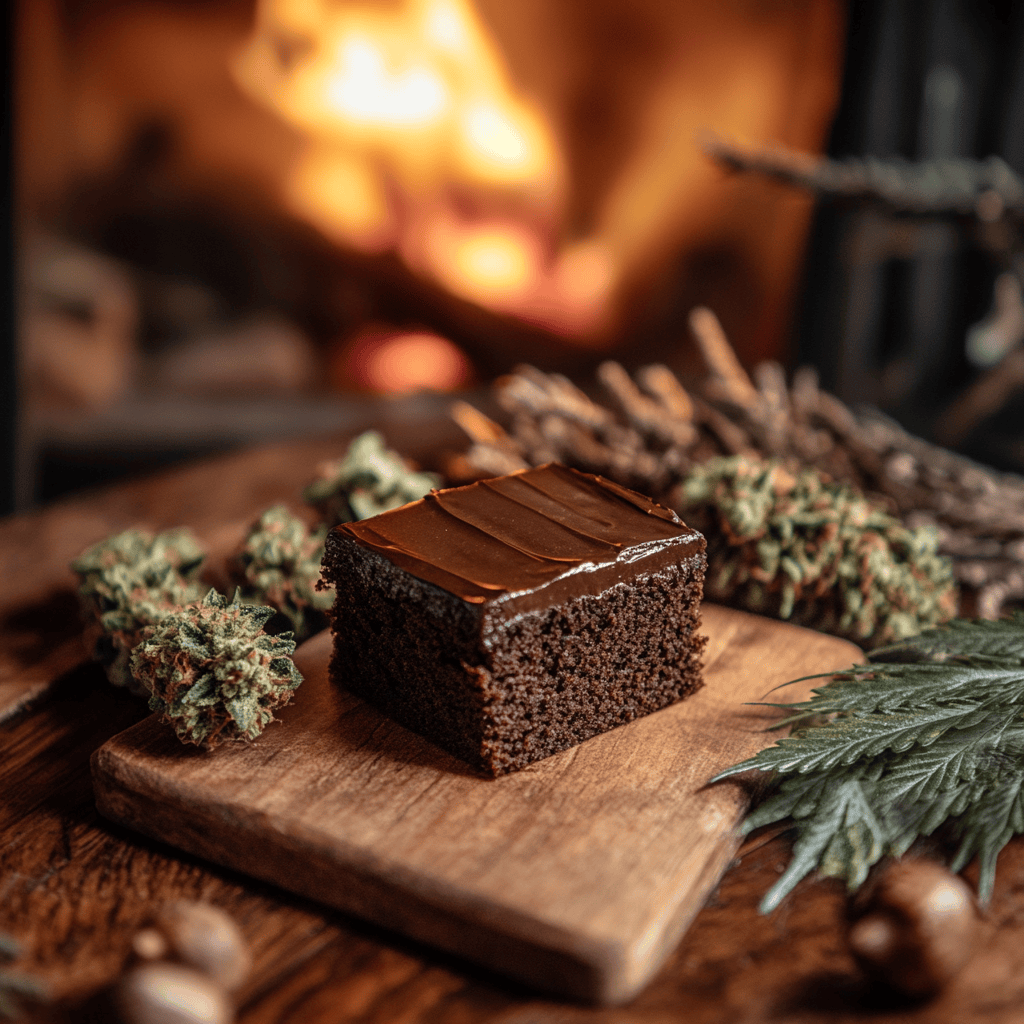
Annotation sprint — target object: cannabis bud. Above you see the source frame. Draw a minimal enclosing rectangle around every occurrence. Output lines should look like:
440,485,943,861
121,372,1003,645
72,528,206,693
227,505,332,640
675,456,957,646
131,589,303,749
303,430,439,525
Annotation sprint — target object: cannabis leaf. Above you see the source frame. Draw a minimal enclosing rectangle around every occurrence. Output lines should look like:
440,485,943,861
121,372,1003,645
713,611,1024,913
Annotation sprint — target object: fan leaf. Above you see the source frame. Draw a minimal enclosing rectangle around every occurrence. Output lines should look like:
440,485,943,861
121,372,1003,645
714,611,1024,910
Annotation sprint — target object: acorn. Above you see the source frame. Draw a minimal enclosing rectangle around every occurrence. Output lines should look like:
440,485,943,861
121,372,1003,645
847,859,982,999
148,902,251,992
114,963,232,1024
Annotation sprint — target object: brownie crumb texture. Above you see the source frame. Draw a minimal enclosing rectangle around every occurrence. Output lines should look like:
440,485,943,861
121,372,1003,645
323,465,707,776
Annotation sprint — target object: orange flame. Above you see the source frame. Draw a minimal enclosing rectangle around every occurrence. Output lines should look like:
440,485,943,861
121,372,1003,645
236,0,561,223
234,0,614,337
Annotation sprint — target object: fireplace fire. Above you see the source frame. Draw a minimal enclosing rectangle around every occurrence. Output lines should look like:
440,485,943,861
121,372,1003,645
234,0,590,335
231,0,844,360
15,0,844,500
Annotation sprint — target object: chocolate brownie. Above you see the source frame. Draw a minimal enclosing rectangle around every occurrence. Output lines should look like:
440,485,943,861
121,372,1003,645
322,463,707,775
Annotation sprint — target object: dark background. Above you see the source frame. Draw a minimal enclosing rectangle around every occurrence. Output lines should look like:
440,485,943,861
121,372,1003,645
798,0,1024,466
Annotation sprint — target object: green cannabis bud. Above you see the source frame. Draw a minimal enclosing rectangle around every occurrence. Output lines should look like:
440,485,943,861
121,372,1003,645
72,528,206,693
676,456,957,646
227,505,332,640
303,430,439,525
132,589,303,749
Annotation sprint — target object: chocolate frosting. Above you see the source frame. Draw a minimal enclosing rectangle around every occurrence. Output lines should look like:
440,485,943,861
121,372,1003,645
334,463,703,605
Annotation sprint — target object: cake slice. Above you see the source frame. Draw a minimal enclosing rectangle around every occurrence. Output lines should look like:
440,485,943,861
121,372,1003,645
322,463,707,775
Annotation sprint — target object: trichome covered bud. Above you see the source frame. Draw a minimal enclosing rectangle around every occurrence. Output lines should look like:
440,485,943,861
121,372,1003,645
72,528,206,693
675,455,957,646
227,505,332,640
131,590,303,749
303,430,439,525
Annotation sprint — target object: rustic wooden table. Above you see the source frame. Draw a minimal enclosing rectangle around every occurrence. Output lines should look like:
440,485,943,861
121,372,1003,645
4,421,1024,1024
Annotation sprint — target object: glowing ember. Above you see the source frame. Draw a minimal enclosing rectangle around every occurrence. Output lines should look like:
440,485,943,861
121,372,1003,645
411,214,539,307
455,229,532,296
284,148,393,250
335,327,473,394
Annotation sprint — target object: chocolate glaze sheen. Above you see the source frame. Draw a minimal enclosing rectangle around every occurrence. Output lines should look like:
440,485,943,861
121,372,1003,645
334,463,703,607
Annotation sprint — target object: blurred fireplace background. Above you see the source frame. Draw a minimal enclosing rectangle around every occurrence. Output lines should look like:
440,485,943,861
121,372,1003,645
10,0,1024,509
12,0,844,505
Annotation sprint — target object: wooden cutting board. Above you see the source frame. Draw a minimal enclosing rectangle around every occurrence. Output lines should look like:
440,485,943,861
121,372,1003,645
91,604,861,1004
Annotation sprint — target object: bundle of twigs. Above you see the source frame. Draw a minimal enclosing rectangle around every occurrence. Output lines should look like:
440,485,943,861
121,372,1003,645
451,308,1024,620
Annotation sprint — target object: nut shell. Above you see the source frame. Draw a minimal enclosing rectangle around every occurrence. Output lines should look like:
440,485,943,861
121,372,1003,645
152,901,251,991
848,860,981,998
114,963,232,1024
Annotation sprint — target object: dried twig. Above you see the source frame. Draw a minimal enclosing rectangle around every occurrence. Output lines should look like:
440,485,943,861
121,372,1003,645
688,307,760,408
454,312,1024,622
705,135,1024,222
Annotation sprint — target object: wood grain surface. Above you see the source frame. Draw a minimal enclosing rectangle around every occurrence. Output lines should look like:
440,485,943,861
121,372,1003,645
7,429,1024,1023
92,605,861,1004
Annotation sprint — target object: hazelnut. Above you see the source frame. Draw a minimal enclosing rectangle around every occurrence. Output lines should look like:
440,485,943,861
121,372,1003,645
114,963,232,1024
848,859,981,999
151,902,251,992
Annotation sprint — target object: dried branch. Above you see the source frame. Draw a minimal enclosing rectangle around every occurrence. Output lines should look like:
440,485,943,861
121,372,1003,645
688,307,760,408
705,135,1024,221
455,311,1024,624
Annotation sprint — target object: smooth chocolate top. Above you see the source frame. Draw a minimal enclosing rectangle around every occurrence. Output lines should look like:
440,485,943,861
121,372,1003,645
334,463,703,605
